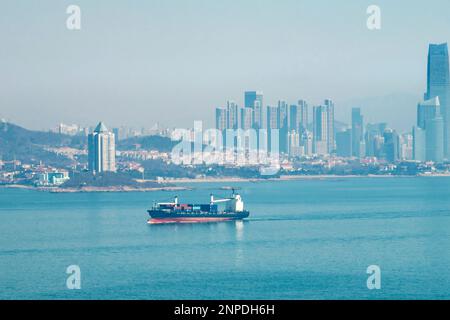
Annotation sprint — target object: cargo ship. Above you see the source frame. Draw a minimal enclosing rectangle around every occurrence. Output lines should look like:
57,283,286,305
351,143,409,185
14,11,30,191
147,190,250,224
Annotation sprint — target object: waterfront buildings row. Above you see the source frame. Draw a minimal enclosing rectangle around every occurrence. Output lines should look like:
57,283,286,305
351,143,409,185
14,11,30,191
53,122,170,141
214,43,450,164
216,92,335,156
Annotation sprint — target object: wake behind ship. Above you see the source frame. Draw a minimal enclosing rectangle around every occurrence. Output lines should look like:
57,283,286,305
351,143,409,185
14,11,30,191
147,191,250,224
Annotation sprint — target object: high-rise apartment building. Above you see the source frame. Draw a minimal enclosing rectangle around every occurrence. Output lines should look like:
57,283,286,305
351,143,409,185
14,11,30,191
226,100,239,130
215,107,227,131
240,107,253,130
278,101,289,153
298,100,308,133
312,100,335,155
351,108,364,157
88,122,116,173
245,91,263,129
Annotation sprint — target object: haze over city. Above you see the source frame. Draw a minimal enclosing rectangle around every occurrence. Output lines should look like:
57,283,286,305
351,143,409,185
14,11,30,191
1,0,450,131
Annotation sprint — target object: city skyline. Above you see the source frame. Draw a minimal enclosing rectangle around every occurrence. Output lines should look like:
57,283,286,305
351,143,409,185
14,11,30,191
1,1,450,131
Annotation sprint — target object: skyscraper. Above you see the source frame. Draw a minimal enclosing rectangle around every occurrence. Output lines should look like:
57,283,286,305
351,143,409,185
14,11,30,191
266,106,278,153
351,108,364,158
365,123,387,158
226,101,239,129
413,97,444,162
278,101,289,153
313,105,328,155
417,97,440,129
312,100,335,155
266,106,278,130
244,91,263,109
336,129,352,157
412,126,426,162
88,122,116,173
244,91,263,129
426,43,450,157
383,129,399,162
252,101,263,130
298,100,308,133
324,99,335,153
425,116,444,162
240,107,253,130
215,107,227,131
289,104,299,132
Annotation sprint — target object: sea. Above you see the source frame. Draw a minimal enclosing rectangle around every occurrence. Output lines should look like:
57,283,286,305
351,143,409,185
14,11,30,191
1,177,449,299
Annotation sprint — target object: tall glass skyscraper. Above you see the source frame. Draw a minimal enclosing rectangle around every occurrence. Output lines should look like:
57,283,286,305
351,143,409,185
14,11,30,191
426,43,450,157
244,91,263,129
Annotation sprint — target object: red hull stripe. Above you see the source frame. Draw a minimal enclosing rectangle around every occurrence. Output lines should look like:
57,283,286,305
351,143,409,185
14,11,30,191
148,217,234,224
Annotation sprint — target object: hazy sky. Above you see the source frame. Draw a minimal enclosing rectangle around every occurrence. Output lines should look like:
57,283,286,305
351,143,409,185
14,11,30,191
1,0,450,132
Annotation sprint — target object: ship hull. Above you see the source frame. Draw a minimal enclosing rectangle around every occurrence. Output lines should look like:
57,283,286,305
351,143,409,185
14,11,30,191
147,210,249,224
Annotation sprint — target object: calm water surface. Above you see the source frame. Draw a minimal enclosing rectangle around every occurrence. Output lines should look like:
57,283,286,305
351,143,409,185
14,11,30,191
1,177,450,299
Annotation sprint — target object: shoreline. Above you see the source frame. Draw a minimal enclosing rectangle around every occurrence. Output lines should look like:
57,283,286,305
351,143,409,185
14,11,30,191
0,184,190,193
2,173,450,192
162,173,450,183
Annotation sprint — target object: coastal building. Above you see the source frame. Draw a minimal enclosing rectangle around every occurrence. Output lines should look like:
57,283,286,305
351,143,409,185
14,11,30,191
399,133,413,161
336,129,352,157
215,107,227,131
289,104,299,132
278,100,289,154
37,171,70,186
351,108,364,158
252,100,263,130
240,107,253,130
266,106,278,130
301,130,313,156
244,91,264,109
312,100,335,155
365,123,387,158
288,130,301,157
417,97,440,129
412,126,426,161
244,91,263,129
425,43,450,157
413,97,444,162
383,129,399,162
425,116,444,162
226,101,239,130
88,122,116,173
298,100,308,133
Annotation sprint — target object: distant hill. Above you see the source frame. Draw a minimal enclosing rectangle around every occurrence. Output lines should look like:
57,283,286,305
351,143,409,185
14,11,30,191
0,122,85,166
118,135,178,152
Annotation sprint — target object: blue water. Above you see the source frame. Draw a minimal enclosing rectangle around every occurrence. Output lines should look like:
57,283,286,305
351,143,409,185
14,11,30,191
1,177,450,299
